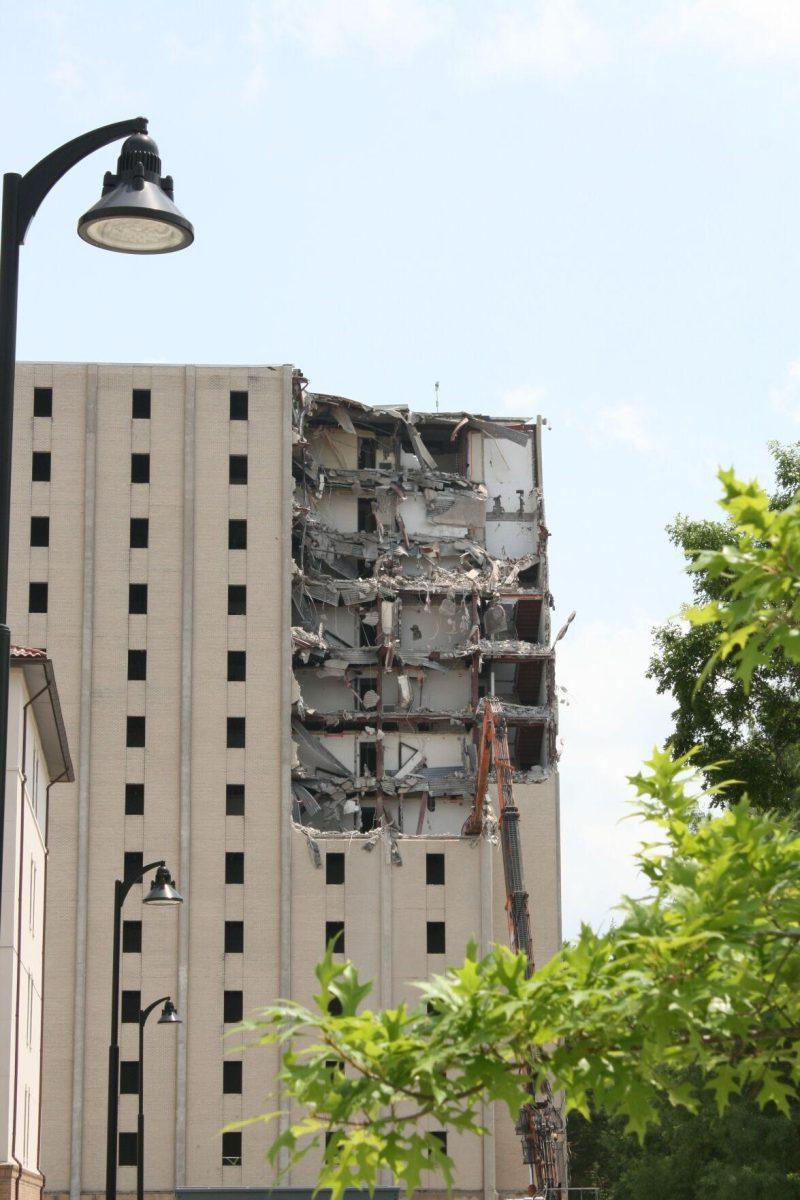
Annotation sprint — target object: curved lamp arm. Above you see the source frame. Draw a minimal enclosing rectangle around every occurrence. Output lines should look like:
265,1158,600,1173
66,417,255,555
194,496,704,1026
140,995,171,1026
118,859,165,908
14,117,148,245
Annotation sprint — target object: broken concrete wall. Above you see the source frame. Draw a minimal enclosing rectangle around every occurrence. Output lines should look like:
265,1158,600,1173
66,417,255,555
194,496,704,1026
290,375,557,837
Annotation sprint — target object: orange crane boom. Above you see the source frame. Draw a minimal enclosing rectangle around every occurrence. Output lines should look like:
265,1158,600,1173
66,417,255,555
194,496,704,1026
465,698,564,1196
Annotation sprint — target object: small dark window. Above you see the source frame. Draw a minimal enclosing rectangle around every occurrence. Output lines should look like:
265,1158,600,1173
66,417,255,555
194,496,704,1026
359,617,377,647
325,1132,340,1157
228,585,246,616
119,1131,138,1166
130,518,149,548
427,921,446,955
30,516,49,547
357,498,376,533
120,1061,140,1094
229,455,248,485
327,996,343,1016
227,717,245,748
125,783,144,815
227,650,246,681
131,453,150,484
222,1131,242,1166
132,389,151,419
326,852,345,885
360,805,376,832
223,1060,243,1093
326,921,345,953
121,990,141,1023
226,784,245,815
431,1131,448,1157
426,853,445,885
358,438,376,469
122,920,142,953
225,921,244,953
32,452,51,482
33,387,52,417
224,990,243,1023
359,742,377,777
126,716,145,748
129,584,147,614
28,582,48,613
124,851,144,883
127,649,147,680
230,391,248,421
229,519,247,550
226,851,244,884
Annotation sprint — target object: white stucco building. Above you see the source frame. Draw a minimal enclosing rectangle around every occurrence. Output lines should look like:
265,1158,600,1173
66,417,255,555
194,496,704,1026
0,647,73,1200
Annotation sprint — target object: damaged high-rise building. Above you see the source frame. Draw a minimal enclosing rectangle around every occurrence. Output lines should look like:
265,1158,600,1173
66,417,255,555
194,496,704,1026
291,377,556,832
9,362,562,1200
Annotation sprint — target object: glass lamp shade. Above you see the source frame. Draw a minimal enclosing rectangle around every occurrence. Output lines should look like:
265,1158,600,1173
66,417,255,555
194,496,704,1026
143,865,183,905
78,179,193,254
158,999,181,1025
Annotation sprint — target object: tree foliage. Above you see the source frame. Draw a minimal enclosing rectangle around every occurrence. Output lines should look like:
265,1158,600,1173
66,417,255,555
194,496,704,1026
569,1095,800,1199
241,470,800,1199
648,443,800,815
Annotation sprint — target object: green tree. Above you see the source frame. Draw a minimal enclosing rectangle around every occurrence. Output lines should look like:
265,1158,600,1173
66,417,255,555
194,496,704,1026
569,1091,800,1199
571,446,800,1196
240,469,800,1200
648,441,800,815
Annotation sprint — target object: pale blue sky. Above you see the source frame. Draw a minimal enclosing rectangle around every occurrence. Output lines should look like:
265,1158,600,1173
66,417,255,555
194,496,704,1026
2,0,800,936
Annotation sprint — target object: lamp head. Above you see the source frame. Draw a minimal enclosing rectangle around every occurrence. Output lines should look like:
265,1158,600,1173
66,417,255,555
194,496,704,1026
78,132,194,254
158,998,181,1025
143,864,183,905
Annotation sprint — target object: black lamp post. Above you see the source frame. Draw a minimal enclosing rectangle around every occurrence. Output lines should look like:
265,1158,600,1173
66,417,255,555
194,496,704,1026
0,116,192,947
107,863,183,1200
137,997,181,1200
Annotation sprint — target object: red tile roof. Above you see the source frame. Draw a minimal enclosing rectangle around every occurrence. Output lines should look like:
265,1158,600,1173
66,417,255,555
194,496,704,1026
10,645,47,659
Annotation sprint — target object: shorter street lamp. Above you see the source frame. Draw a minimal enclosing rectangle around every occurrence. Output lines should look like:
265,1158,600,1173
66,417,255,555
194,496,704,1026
137,997,181,1200
107,862,182,1200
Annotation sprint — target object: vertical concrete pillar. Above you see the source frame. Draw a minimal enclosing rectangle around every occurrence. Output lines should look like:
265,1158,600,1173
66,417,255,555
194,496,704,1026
69,365,97,1200
175,366,195,1188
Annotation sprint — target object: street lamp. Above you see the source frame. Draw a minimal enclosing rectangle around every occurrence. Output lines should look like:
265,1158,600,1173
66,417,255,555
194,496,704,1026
0,115,192,939
78,132,194,254
137,997,181,1200
107,861,183,1200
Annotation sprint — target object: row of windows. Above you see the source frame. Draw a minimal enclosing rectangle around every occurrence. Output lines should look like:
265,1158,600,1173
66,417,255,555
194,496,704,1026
119,846,441,888
124,782,246,816
121,855,445,947
322,851,444,885
124,715,250,748
118,987,244,1027
31,451,251,486
122,1125,388,1169
118,1054,242,1093
29,580,248,617
31,387,251,423
208,919,447,957
118,1129,245,1168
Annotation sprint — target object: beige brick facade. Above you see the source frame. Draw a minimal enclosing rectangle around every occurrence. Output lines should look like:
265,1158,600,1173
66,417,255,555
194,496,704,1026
8,364,561,1200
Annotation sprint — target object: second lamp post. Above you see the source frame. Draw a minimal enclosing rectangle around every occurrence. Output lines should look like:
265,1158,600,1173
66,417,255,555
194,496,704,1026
137,997,181,1200
107,862,183,1200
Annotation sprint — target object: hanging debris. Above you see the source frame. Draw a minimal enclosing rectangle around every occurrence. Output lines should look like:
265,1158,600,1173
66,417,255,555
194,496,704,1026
290,373,561,839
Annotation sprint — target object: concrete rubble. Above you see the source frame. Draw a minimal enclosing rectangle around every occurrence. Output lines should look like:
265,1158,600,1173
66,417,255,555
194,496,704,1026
289,371,558,845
